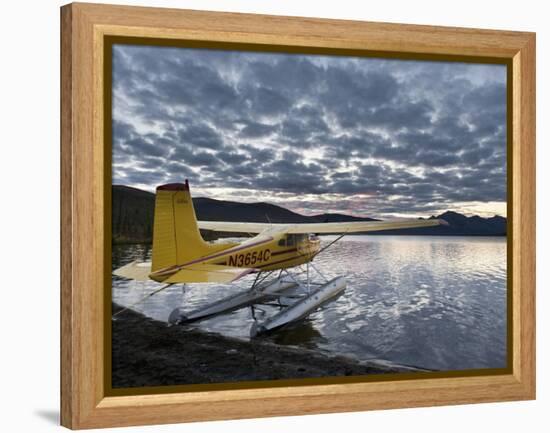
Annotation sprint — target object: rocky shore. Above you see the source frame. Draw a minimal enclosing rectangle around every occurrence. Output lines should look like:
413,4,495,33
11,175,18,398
111,303,427,388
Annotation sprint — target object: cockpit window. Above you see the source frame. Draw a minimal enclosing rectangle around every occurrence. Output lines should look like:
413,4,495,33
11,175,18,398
283,234,307,247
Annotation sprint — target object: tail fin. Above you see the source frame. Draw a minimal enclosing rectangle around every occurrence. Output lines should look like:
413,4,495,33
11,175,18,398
151,180,223,272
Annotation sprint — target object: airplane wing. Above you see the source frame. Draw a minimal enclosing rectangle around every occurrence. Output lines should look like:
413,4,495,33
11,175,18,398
285,218,446,234
198,218,446,234
198,221,274,234
163,263,257,284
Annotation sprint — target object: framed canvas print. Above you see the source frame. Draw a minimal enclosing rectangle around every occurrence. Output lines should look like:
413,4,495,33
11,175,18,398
60,2,536,429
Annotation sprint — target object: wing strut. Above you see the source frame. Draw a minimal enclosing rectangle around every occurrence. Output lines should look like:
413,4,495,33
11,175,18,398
313,234,346,259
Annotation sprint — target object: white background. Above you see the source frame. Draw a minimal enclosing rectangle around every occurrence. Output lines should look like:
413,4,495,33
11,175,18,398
1,0,546,431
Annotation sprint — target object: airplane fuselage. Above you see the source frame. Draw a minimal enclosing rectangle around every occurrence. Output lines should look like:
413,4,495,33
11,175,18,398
149,232,321,282
223,233,321,272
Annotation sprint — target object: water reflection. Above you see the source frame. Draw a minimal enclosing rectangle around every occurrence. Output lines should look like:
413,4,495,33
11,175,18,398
112,235,507,371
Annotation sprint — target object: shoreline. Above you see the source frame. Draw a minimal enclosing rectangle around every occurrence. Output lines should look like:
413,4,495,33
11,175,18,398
112,303,429,388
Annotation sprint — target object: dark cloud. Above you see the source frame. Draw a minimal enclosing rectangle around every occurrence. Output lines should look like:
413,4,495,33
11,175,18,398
216,151,249,166
176,123,225,150
248,86,291,116
112,45,507,217
238,121,278,138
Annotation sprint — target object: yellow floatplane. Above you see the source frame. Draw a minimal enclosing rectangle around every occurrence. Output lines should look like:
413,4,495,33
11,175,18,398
114,180,446,336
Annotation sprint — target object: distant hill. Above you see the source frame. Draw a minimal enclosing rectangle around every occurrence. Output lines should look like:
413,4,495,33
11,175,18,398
111,185,506,243
112,185,155,243
188,197,375,224
366,211,507,236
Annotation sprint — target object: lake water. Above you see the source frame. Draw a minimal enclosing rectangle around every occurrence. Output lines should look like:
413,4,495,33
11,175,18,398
112,235,507,372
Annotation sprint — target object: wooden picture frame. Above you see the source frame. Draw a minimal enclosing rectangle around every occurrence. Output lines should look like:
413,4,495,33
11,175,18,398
60,2,536,429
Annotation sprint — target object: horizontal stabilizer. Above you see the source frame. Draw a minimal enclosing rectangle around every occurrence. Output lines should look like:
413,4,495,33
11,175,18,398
113,261,152,281
164,263,256,284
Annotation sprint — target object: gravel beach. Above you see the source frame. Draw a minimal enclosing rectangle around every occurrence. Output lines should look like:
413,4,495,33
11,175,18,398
111,303,427,388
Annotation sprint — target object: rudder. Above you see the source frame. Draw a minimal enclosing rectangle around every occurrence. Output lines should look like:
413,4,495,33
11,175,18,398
151,180,223,272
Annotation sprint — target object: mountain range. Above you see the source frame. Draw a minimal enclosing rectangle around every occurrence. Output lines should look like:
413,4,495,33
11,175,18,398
111,185,506,243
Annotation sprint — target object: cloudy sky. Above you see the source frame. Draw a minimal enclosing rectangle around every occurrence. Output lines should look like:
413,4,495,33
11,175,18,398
112,44,507,219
